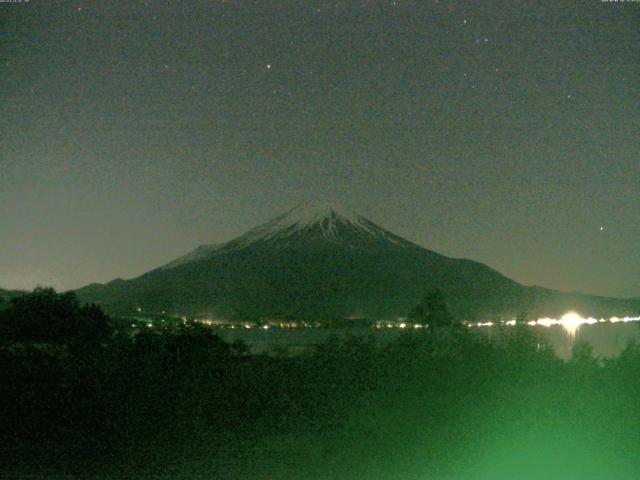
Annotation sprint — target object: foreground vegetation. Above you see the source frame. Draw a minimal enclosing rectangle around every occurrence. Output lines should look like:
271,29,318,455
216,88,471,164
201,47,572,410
2,289,640,479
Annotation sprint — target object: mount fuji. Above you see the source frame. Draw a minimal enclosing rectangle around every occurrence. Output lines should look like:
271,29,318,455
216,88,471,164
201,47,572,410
76,201,639,321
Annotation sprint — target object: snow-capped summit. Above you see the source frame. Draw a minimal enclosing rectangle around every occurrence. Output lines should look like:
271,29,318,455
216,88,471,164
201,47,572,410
160,201,407,270
274,200,361,227
231,200,405,247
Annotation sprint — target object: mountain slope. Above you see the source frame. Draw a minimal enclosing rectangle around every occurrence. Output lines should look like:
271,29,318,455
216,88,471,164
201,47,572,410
76,201,639,320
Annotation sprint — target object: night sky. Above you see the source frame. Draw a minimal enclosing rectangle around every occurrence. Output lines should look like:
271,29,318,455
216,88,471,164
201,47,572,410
1,1,638,298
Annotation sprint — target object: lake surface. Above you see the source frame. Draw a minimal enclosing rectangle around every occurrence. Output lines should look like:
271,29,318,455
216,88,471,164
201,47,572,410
218,323,640,359
536,322,640,358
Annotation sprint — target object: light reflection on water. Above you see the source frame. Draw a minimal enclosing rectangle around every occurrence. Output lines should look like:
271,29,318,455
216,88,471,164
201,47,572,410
534,322,640,359
219,321,640,360
525,312,640,338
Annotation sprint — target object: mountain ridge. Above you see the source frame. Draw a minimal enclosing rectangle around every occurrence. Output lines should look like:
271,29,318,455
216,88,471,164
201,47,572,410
76,202,640,320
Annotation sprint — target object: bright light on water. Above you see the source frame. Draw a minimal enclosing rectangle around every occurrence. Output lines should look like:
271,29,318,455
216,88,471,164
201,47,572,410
559,312,585,337
548,312,628,338
471,313,640,339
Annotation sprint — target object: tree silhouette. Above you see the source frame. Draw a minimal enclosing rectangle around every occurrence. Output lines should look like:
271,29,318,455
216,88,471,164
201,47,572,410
0,288,110,344
409,289,454,327
515,310,528,325
570,341,598,368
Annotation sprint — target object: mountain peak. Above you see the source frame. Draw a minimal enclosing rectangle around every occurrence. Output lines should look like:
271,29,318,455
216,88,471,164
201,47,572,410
161,201,408,271
275,200,360,228
231,200,392,247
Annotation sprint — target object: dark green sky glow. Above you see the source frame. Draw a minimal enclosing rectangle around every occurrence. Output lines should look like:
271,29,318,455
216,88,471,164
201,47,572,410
1,1,638,297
